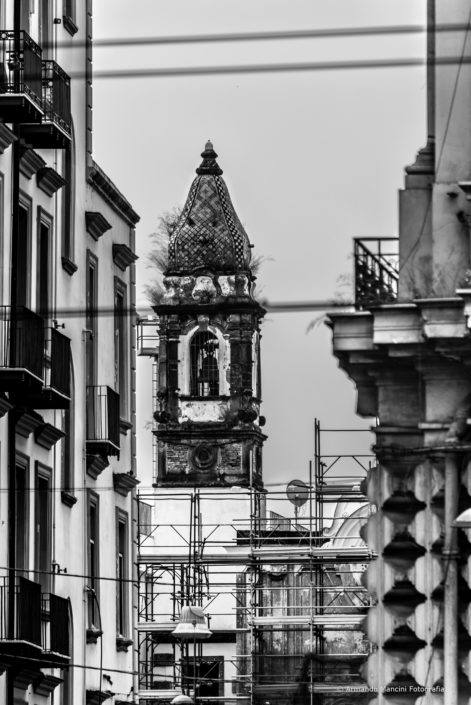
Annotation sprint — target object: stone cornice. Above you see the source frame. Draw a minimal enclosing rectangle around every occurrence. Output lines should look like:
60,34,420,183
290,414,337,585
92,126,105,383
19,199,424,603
112,243,138,271
87,160,140,226
0,122,16,153
34,674,63,697
113,471,140,496
35,422,65,450
85,211,112,241
0,394,13,418
86,453,110,480
37,166,66,196
16,411,44,438
20,147,46,179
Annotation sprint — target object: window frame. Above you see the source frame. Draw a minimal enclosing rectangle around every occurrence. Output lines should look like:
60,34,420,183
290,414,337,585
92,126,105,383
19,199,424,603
14,452,30,573
87,491,100,628
39,0,54,58
36,206,53,319
16,194,32,309
189,330,220,398
116,509,129,638
86,250,98,388
61,129,77,272
61,357,75,501
114,277,128,420
34,461,52,592
0,172,4,299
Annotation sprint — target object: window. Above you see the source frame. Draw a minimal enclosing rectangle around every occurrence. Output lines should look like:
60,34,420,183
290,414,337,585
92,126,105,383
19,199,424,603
60,601,73,705
116,511,128,636
114,279,127,418
87,492,99,627
20,0,30,31
61,360,75,496
36,209,53,317
35,463,52,592
39,0,53,57
62,134,76,270
14,454,29,572
63,0,78,35
16,200,31,308
190,331,219,397
183,658,224,698
0,173,3,298
86,252,98,387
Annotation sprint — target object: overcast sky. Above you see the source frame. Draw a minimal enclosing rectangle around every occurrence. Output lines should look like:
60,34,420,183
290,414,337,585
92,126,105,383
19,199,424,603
92,0,426,489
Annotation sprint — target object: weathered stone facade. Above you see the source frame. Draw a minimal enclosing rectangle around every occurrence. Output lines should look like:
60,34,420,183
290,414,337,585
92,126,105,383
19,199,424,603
152,143,266,488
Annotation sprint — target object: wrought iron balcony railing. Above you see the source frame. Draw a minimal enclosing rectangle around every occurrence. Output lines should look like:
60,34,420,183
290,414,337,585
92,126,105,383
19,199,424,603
0,30,43,122
21,59,72,147
354,237,399,309
86,385,120,456
42,60,71,134
0,576,42,650
0,305,44,382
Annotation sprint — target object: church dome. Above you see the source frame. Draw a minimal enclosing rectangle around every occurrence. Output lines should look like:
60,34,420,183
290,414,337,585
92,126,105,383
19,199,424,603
167,142,252,275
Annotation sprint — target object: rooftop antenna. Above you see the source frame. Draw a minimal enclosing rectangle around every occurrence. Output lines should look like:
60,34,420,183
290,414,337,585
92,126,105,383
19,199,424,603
286,479,309,524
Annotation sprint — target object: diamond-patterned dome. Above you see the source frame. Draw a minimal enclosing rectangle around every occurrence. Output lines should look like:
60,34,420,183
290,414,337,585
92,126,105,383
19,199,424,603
167,142,252,275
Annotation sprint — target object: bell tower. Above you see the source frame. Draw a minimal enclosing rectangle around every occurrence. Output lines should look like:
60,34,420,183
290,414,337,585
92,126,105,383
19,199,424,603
153,142,266,488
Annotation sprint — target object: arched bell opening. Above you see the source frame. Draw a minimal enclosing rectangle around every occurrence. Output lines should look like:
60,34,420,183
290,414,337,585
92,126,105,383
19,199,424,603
190,331,220,397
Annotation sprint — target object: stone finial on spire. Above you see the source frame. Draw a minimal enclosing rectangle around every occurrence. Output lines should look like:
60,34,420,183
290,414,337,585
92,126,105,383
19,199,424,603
196,140,223,176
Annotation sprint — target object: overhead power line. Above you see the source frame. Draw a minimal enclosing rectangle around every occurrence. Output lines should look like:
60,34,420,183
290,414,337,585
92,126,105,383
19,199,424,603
83,55,471,81
67,22,470,50
18,300,355,319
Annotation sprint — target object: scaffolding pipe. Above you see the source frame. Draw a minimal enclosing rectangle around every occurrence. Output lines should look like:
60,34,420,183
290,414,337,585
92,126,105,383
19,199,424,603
309,458,314,705
443,451,459,705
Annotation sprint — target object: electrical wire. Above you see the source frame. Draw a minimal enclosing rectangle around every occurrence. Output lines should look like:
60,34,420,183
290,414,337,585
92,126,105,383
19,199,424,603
5,299,356,319
62,22,465,50
80,55,467,81
5,649,138,676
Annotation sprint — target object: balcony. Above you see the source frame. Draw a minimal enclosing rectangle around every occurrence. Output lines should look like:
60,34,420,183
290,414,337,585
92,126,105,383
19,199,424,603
86,385,120,461
0,577,71,672
41,593,70,666
0,305,44,391
354,237,399,310
0,308,71,408
0,30,43,123
0,576,42,666
21,60,71,148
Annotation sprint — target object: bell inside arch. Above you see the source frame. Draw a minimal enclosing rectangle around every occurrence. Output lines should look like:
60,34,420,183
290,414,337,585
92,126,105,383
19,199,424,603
171,605,212,640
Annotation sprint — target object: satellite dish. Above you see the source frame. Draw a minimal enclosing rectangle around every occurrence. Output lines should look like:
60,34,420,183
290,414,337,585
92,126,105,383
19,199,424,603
286,479,309,507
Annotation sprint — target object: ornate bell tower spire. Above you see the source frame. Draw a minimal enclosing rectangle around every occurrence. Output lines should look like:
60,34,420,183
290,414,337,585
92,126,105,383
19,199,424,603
153,142,266,488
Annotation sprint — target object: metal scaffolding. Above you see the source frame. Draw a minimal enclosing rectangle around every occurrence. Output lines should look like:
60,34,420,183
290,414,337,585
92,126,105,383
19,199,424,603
136,419,376,705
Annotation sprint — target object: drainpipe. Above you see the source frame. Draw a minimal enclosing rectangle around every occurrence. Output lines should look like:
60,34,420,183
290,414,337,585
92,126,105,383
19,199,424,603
130,232,139,701
6,2,22,704
426,0,435,148
443,451,459,705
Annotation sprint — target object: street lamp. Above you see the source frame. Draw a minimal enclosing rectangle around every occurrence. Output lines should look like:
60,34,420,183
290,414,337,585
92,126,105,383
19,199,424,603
171,606,213,704
452,507,471,528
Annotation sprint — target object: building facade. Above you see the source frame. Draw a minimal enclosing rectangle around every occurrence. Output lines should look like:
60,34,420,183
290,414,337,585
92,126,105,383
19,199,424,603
0,1,139,704
329,2,471,703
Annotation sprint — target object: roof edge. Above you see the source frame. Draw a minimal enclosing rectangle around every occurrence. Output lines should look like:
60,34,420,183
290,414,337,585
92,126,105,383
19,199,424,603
87,160,140,226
